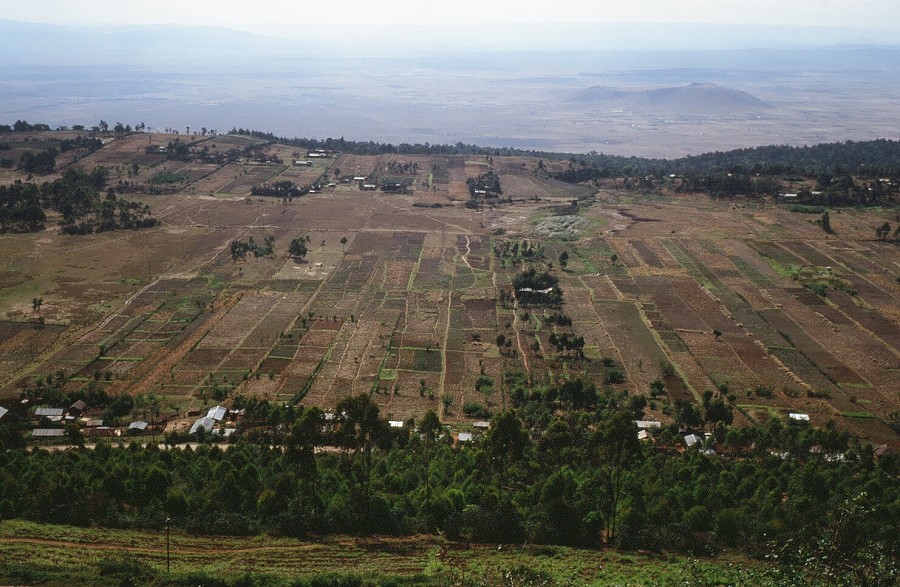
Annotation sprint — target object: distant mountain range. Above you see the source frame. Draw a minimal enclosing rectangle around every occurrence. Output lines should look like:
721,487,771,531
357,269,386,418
568,83,770,116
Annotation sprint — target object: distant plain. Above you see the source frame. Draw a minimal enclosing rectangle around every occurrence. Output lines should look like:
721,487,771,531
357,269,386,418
2,25,899,156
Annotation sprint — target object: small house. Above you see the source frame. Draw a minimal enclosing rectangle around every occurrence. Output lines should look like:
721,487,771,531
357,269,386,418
789,413,810,422
69,400,87,415
389,420,404,428
472,421,490,430
458,432,473,442
128,421,149,432
0,406,8,420
684,433,701,447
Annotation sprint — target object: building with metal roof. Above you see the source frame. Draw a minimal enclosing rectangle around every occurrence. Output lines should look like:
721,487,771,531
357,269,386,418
32,428,65,437
207,405,228,421
190,416,216,435
34,407,64,418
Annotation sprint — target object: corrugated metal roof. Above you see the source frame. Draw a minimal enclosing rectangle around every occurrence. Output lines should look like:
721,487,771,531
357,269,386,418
128,421,149,430
35,407,64,417
32,428,65,437
635,420,662,429
190,416,216,434
207,406,228,421
0,406,8,419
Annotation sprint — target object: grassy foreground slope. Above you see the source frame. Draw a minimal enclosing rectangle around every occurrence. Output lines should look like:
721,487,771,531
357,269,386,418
0,520,779,587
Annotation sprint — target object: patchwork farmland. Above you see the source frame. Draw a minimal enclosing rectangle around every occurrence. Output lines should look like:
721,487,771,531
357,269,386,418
1,131,898,447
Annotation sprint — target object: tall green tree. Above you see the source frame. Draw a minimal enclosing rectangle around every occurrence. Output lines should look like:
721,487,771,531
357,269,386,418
589,409,641,545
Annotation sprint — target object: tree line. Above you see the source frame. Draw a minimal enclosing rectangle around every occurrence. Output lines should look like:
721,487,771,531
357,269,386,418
0,391,895,586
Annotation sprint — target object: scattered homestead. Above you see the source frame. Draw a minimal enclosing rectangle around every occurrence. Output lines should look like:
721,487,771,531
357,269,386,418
0,128,897,455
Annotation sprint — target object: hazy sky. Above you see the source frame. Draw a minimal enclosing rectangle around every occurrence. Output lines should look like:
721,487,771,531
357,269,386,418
3,0,899,32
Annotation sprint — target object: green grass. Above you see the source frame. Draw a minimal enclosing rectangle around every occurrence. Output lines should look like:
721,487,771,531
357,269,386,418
0,519,783,586
150,170,188,184
839,411,877,419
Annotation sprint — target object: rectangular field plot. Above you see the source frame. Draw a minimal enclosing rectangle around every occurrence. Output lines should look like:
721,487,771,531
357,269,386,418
397,348,443,372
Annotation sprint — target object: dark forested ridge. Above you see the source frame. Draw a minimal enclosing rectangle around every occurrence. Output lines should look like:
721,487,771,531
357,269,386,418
6,120,899,180
227,128,900,178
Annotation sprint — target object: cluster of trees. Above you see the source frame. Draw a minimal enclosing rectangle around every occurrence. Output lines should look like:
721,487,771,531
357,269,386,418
383,160,420,175
0,167,158,234
230,236,275,261
145,140,233,166
547,332,586,359
875,222,900,242
251,180,304,198
289,237,309,260
158,140,192,162
379,177,414,194
49,168,158,234
0,120,52,133
799,175,900,207
0,390,895,580
58,136,102,153
512,269,562,307
17,149,57,174
676,172,781,198
466,171,502,197
0,181,45,232
492,239,544,263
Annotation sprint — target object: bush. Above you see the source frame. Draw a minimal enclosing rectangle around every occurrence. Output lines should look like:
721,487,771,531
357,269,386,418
97,553,155,586
463,402,492,418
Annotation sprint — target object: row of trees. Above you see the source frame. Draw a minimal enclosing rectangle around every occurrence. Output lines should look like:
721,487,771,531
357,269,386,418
251,180,304,198
552,139,900,181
